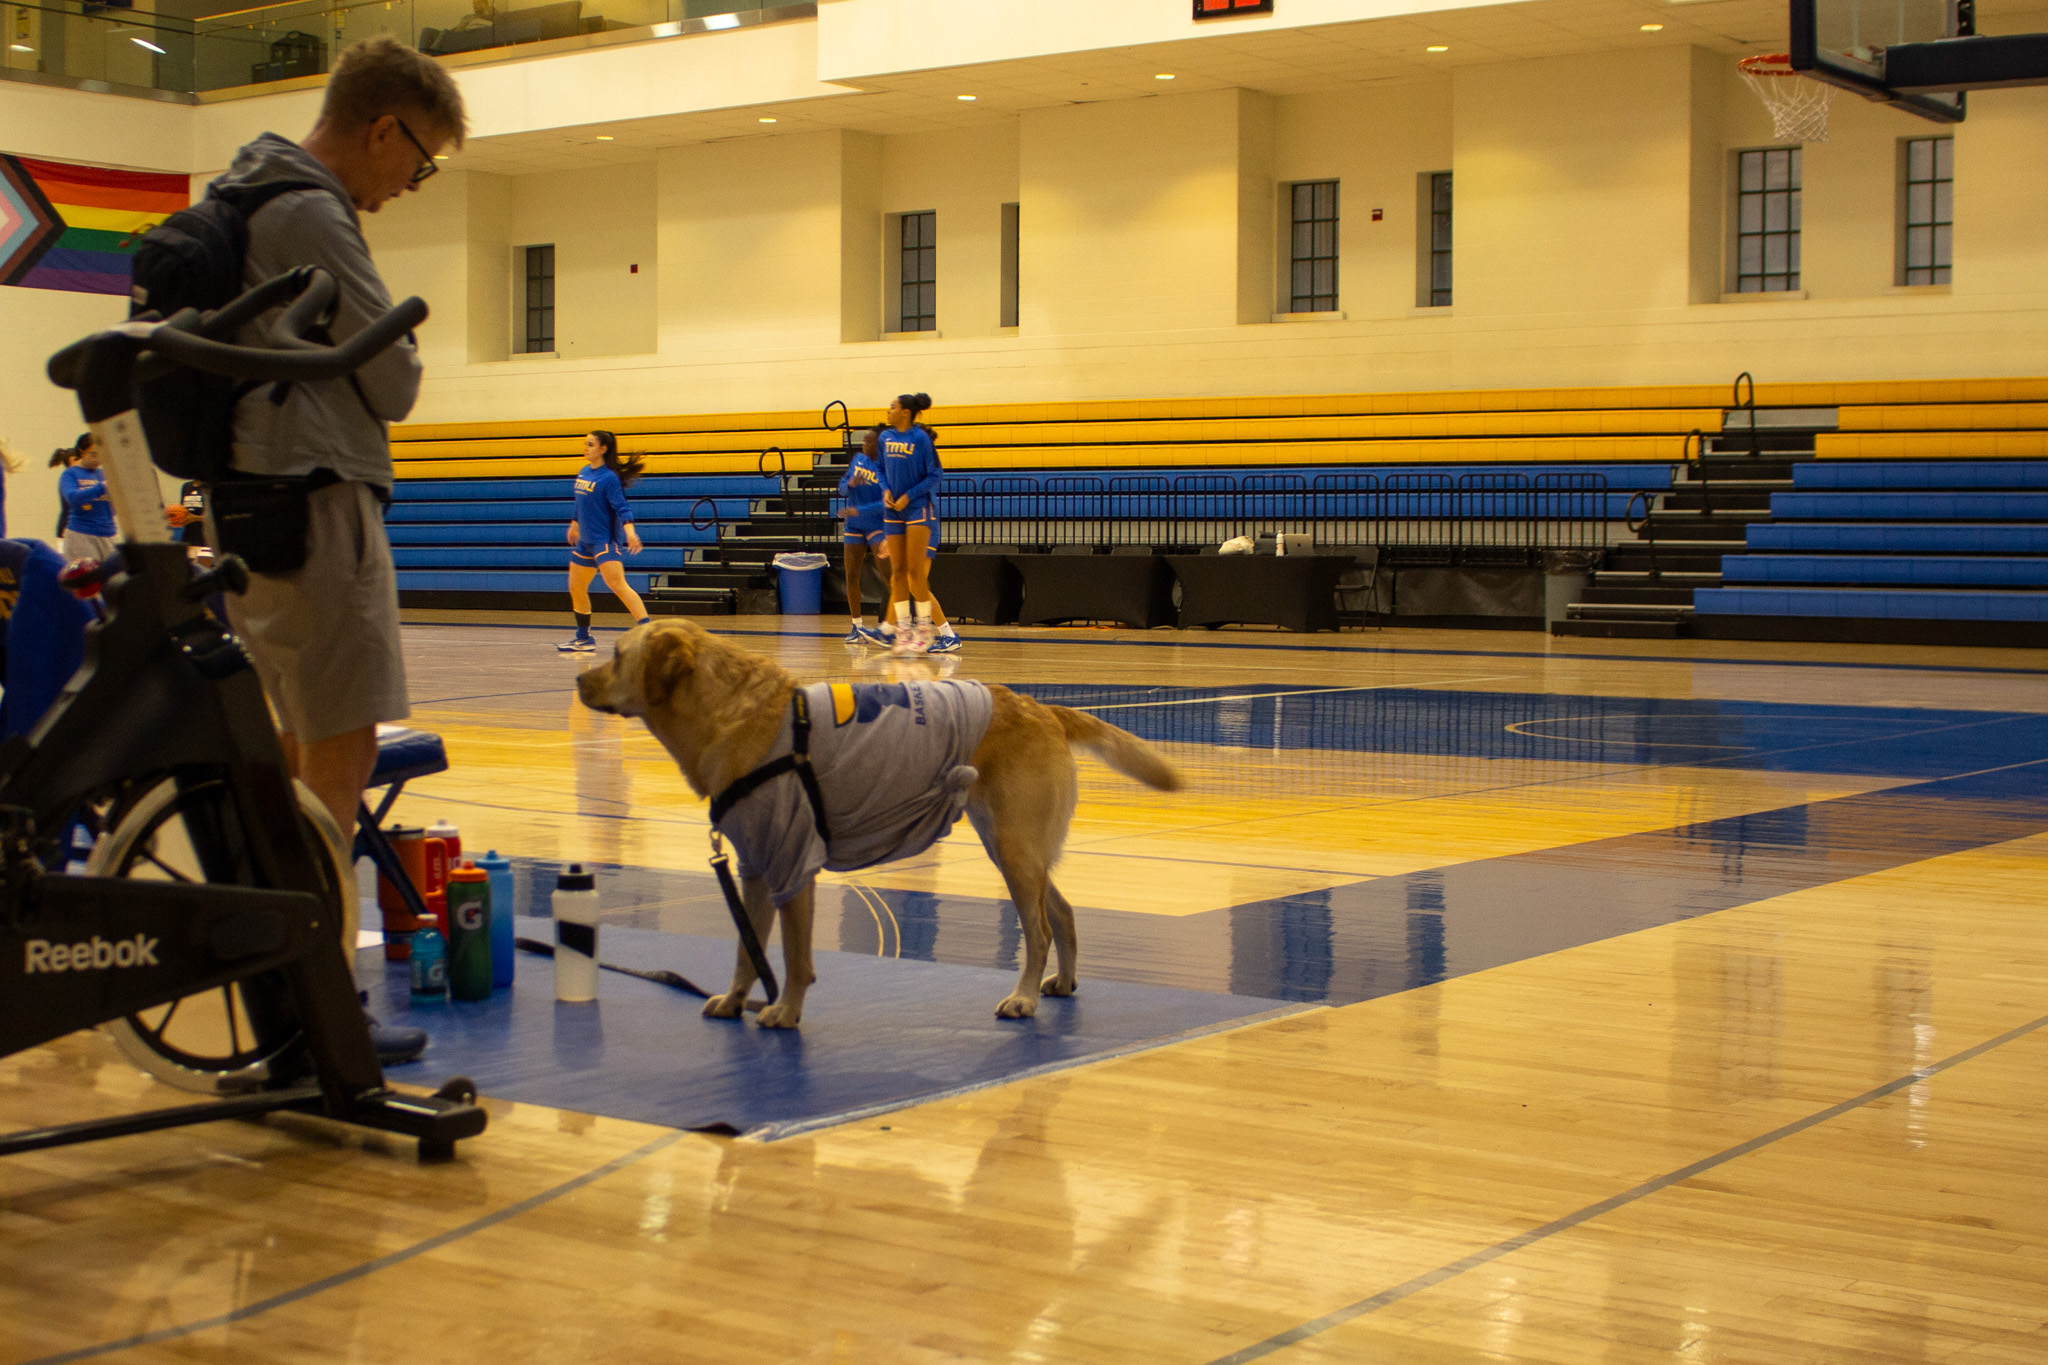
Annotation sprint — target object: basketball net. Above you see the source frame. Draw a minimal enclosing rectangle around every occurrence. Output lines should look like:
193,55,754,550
1740,53,1833,143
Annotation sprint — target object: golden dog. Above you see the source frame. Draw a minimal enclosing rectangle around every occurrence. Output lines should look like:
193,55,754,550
576,620,1181,1028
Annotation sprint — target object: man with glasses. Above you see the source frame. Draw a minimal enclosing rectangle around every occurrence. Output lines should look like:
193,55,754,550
207,37,466,1065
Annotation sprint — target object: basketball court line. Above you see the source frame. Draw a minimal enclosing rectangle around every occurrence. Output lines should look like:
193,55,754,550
1202,1007,2048,1364
396,621,2048,679
18,1131,687,1365
690,625,2048,679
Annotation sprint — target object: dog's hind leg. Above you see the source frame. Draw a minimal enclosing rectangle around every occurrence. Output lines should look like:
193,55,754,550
1041,881,1078,998
991,856,1053,1019
704,874,777,1019
756,881,816,1029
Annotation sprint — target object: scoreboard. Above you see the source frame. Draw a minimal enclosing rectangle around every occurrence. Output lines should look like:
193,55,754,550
1194,0,1273,16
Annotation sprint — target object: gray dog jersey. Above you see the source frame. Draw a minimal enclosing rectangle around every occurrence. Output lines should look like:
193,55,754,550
715,679,995,905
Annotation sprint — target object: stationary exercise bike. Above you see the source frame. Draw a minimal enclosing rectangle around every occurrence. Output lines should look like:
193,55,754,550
0,269,485,1159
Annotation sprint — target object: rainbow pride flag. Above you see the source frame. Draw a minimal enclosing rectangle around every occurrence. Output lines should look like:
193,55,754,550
0,154,188,297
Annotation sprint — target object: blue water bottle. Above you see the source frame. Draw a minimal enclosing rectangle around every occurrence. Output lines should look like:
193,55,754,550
478,850,516,987
410,924,448,1003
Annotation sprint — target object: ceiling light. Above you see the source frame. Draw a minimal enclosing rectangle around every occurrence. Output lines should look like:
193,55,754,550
701,11,738,28
9,43,32,52
1426,45,1448,52
1641,22,1663,30
595,135,614,141
759,116,777,123
132,37,166,53
434,154,450,160
1156,73,1175,80
957,94,976,101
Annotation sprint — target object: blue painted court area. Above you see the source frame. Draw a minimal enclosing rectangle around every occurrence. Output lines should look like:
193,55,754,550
1014,684,2048,778
490,685,2048,1012
366,920,1300,1138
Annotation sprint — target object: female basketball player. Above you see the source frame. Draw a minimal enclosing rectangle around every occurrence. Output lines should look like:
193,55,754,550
559,430,649,653
880,393,960,655
838,425,892,645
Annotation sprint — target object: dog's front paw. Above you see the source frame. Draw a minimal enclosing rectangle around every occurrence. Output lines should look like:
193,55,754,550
995,993,1040,1019
1040,975,1076,997
756,1001,802,1029
702,992,747,1019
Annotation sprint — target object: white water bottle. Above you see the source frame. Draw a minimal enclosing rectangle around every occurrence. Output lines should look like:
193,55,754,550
552,863,600,1003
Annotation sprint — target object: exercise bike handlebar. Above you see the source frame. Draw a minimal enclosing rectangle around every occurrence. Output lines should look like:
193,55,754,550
46,268,427,391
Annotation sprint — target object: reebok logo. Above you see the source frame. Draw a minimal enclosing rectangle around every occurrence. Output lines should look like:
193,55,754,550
24,934,161,974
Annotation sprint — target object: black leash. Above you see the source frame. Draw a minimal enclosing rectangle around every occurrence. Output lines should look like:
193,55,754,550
511,936,769,1012
703,689,837,1009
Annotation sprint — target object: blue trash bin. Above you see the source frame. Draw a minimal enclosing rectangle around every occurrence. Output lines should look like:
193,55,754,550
773,553,828,615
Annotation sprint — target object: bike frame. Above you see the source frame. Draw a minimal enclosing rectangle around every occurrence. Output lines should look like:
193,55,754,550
0,276,483,1159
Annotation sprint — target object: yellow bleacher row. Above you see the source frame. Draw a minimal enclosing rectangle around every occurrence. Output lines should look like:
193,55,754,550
392,436,1689,482
1816,432,2048,459
395,408,1727,464
389,378,2048,480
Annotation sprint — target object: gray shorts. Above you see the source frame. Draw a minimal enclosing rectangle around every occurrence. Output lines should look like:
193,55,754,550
62,530,117,563
219,481,409,744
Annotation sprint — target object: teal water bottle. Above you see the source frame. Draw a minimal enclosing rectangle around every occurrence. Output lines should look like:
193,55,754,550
478,850,516,988
410,924,448,1002
445,861,493,1002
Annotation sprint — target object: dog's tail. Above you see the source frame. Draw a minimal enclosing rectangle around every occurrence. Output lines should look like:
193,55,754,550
1049,706,1183,791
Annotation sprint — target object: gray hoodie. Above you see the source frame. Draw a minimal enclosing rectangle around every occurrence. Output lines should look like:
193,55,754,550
212,133,422,491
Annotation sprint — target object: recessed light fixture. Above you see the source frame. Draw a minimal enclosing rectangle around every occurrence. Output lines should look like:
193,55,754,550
9,43,32,52
1426,44,1448,52
702,12,739,28
434,154,450,160
132,37,166,53
759,116,777,123
1640,22,1664,30
595,134,614,141
1156,73,1175,80
957,94,976,101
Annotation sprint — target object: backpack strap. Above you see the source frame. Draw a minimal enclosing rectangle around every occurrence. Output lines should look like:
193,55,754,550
219,180,390,425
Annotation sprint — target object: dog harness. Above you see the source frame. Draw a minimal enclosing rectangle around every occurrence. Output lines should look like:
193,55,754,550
708,680,994,906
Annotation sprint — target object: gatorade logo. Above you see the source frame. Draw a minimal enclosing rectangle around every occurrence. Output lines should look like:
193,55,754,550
24,934,161,974
454,903,485,932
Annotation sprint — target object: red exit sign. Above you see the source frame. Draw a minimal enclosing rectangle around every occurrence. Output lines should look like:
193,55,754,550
1195,0,1273,16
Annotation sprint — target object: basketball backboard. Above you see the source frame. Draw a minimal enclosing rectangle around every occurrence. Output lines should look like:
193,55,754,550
1791,0,2048,121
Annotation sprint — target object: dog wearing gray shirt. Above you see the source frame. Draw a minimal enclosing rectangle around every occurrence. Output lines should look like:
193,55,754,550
576,620,1182,1028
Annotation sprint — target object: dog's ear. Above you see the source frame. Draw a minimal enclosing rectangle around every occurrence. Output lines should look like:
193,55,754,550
640,627,695,710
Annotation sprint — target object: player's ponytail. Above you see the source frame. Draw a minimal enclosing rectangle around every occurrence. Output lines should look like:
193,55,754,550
591,429,645,489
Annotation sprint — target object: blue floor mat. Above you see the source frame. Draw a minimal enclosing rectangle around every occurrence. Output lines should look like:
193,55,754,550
365,919,1302,1139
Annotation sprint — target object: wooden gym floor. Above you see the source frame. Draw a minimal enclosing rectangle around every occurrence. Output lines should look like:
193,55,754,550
4,618,2046,1363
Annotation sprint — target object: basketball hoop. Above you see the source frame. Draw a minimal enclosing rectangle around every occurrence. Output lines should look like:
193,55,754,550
1739,53,1833,144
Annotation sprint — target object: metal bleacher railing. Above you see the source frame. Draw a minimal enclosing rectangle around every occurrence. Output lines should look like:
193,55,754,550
929,471,1612,557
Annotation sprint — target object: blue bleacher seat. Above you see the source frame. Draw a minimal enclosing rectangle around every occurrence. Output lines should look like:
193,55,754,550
1745,523,2048,554
1792,461,2048,490
1695,587,2048,621
1721,556,2048,587
1769,492,2048,520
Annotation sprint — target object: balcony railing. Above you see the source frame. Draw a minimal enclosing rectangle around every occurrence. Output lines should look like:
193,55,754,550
0,0,808,99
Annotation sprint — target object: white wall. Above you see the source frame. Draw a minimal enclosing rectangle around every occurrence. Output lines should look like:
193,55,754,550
0,291,168,546
6,23,2048,439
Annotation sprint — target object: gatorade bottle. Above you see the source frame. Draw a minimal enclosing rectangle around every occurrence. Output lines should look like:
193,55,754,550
410,924,448,1003
477,850,516,987
552,864,600,1003
446,861,492,1002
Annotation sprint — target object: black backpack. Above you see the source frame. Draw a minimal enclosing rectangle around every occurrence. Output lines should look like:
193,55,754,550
128,180,325,481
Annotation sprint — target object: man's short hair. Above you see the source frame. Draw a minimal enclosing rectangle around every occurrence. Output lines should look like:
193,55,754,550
321,36,468,149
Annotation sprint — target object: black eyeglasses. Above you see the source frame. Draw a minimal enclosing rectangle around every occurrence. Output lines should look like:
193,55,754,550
396,118,440,186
